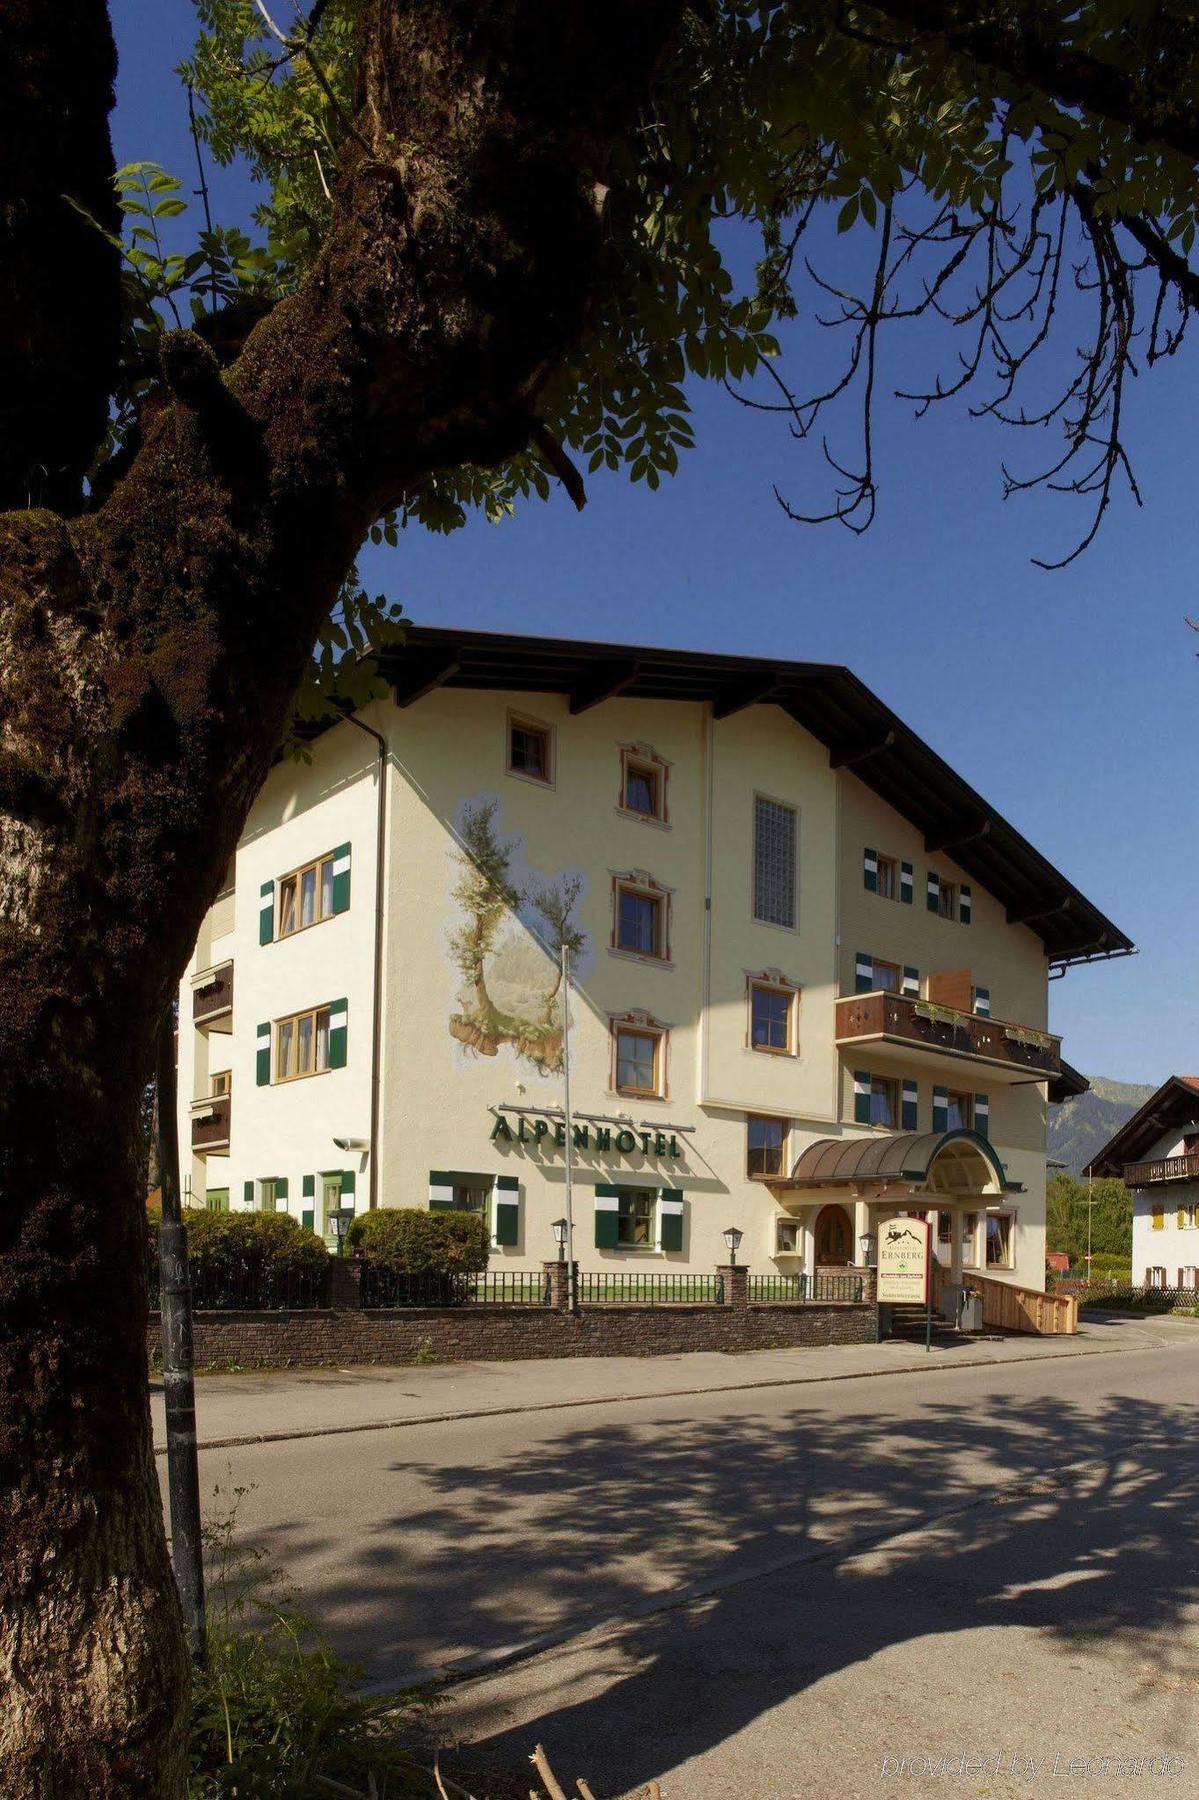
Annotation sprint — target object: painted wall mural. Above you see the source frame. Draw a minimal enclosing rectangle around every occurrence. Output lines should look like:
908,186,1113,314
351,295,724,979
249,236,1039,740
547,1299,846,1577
448,799,587,1075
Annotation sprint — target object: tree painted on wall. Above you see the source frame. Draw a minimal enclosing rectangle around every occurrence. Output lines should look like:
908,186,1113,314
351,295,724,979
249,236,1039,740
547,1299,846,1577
448,803,586,1072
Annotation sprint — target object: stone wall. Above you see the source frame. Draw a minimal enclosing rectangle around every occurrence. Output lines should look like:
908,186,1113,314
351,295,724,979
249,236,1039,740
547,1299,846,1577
148,1298,876,1370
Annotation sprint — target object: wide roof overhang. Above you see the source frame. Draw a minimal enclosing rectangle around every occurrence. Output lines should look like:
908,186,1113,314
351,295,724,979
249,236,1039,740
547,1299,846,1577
1084,1075,1199,1176
776,1128,1024,1195
360,625,1132,970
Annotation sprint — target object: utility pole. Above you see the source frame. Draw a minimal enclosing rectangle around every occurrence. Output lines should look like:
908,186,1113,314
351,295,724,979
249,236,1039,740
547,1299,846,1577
155,1009,207,1664
560,943,578,1314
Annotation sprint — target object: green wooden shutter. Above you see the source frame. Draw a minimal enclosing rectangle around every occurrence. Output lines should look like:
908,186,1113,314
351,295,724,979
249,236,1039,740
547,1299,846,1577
659,1190,684,1252
493,1174,519,1247
863,848,878,893
259,880,275,945
331,842,352,914
973,986,990,1017
901,1081,918,1132
854,952,873,994
960,884,972,925
339,1168,356,1214
301,1209,315,1233
854,1072,872,1126
428,1171,454,1210
932,1087,949,1133
927,871,940,913
594,1185,620,1249
243,1179,254,1208
900,862,913,903
302,1174,315,1199
275,1177,288,1203
256,1022,271,1086
902,966,919,998
327,999,348,1068
973,1094,990,1139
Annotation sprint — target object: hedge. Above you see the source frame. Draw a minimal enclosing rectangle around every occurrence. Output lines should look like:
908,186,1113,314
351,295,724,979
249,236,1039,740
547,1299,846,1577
345,1207,489,1274
149,1209,328,1279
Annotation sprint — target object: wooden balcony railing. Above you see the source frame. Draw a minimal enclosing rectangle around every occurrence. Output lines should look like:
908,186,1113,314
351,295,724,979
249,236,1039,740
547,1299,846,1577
190,1092,230,1154
836,991,1061,1080
192,961,233,1029
1123,1152,1199,1188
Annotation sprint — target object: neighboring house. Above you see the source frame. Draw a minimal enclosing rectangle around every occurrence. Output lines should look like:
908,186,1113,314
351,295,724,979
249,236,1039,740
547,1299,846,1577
1046,1250,1070,1275
1086,1076,1199,1288
177,624,1130,1291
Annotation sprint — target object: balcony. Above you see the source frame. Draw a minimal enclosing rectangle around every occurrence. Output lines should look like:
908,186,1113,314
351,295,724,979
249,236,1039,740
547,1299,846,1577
190,1092,230,1155
192,961,233,1032
1124,1152,1199,1188
835,991,1061,1083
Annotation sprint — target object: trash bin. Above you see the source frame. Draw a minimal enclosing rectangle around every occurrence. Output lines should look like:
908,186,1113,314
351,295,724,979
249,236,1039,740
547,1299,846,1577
960,1291,983,1332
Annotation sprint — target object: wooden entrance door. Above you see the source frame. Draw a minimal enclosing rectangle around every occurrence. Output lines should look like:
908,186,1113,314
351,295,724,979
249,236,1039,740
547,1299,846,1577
815,1204,852,1266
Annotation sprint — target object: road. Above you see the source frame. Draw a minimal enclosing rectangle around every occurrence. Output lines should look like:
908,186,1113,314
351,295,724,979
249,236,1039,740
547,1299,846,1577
161,1325,1199,1798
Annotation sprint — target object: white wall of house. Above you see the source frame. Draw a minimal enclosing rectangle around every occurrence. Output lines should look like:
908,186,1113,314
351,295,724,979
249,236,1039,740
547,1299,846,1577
176,670,1070,1286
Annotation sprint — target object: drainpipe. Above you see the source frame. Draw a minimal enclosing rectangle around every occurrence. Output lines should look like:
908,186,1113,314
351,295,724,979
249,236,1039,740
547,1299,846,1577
344,711,387,1211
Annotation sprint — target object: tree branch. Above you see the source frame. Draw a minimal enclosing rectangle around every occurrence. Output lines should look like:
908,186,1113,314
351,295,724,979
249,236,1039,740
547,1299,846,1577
864,0,1199,166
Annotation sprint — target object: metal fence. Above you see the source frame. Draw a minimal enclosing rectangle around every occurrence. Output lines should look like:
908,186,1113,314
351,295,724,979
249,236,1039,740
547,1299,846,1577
358,1266,551,1309
148,1261,332,1312
1075,1283,1198,1313
575,1271,725,1306
747,1272,864,1305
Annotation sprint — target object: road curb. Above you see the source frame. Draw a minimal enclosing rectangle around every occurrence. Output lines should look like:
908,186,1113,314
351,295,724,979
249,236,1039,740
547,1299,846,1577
156,1333,1165,1457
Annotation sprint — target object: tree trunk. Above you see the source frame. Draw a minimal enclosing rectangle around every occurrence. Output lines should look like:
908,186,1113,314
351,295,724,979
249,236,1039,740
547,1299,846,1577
0,3,682,1787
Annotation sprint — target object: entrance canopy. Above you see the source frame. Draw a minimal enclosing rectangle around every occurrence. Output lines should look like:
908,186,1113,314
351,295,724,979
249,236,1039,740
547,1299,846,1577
777,1129,1021,1198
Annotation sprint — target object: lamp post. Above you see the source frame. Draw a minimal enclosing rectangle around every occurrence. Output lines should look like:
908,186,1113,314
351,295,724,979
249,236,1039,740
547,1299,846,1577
560,943,578,1313
722,1224,743,1267
551,1217,568,1263
329,1208,353,1256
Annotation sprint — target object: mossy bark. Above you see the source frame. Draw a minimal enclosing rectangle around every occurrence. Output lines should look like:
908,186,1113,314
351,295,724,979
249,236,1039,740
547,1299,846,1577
0,2,680,1790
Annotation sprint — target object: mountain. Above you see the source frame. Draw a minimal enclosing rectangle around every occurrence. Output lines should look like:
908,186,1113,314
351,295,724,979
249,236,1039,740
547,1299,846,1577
1048,1075,1158,1174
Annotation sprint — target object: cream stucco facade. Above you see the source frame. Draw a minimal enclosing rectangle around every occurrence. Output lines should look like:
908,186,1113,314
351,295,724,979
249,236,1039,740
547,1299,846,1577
177,628,1126,1295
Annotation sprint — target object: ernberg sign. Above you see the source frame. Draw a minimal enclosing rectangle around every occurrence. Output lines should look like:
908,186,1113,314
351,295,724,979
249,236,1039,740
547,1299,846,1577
876,1215,931,1304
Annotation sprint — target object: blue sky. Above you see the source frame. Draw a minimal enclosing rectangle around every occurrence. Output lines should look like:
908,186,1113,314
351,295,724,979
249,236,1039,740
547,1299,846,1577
112,4,1197,1083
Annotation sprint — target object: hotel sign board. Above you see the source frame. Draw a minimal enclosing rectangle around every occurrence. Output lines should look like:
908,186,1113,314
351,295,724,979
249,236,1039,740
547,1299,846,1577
877,1215,931,1304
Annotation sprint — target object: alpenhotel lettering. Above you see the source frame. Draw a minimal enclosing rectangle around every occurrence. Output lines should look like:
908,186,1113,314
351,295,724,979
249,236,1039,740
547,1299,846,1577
490,1114,683,1160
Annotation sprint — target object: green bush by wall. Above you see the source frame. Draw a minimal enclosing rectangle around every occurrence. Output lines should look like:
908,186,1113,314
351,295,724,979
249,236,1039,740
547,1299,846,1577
346,1207,489,1274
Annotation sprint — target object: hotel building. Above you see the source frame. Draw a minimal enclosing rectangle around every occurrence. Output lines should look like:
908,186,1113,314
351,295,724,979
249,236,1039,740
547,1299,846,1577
177,626,1130,1295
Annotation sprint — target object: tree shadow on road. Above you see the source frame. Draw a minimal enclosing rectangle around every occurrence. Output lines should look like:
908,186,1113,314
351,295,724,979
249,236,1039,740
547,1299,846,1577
246,1382,1199,1795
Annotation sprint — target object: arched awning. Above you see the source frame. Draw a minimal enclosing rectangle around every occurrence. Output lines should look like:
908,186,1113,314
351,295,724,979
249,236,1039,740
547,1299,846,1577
782,1129,1021,1195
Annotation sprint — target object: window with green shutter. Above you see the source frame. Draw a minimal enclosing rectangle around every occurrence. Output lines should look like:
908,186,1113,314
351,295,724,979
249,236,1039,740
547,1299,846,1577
659,1190,684,1252
900,862,913,903
259,880,275,945
206,1187,230,1213
327,999,348,1069
331,842,352,914
493,1175,519,1247
243,1179,254,1208
256,1023,271,1086
960,884,972,924
973,1094,990,1139
901,1082,919,1132
863,848,877,892
594,1185,620,1249
926,871,941,913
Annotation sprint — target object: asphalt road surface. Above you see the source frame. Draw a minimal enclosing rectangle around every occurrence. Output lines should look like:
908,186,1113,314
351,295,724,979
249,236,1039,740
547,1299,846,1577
164,1333,1199,1798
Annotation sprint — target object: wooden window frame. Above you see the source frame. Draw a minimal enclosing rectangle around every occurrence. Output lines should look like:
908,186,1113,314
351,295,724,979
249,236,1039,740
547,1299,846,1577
747,1113,789,1180
618,743,670,825
615,1186,658,1250
938,878,959,921
984,1209,1015,1270
276,850,337,940
751,793,799,932
876,854,898,901
259,1178,281,1214
943,1089,973,1131
610,1012,668,1099
506,711,554,787
775,1217,800,1254
611,871,672,962
869,1075,900,1129
747,974,799,1057
870,957,902,995
274,1004,333,1084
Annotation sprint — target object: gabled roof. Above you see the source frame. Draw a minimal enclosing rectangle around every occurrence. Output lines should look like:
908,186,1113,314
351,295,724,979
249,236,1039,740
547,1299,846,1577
365,623,1132,969
782,1127,1022,1192
1084,1076,1199,1176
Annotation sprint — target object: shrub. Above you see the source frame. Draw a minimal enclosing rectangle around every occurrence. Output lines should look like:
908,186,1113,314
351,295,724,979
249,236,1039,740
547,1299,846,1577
149,1210,327,1279
346,1207,489,1274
